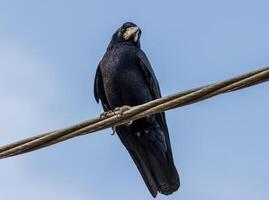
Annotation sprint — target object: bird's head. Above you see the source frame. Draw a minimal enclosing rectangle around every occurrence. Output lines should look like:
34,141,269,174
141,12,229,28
108,22,142,49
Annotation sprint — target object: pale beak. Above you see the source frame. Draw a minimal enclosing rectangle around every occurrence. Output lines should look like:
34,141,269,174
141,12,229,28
123,26,139,41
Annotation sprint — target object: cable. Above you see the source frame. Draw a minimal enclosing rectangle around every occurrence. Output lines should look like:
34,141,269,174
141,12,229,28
0,66,269,159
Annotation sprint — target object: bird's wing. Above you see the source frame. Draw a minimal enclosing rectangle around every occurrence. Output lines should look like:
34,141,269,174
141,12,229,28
137,50,174,161
94,64,110,111
137,50,161,98
115,49,179,195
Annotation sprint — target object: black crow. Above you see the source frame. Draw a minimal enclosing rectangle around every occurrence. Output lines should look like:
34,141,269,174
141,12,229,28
94,22,180,197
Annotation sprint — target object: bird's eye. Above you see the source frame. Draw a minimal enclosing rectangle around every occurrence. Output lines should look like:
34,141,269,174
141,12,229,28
121,28,125,34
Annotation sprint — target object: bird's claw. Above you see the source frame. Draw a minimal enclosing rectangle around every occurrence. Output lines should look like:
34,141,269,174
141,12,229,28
126,120,133,126
111,126,116,135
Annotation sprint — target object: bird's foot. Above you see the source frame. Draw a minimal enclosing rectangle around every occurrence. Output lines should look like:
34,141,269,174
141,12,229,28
110,106,132,135
100,106,131,120
113,105,131,118
99,110,114,119
113,106,133,126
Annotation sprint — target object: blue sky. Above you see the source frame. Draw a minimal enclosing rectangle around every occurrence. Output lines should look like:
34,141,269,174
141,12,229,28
1,0,269,199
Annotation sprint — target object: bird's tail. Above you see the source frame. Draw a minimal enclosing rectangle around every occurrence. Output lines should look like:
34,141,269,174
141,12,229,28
116,125,180,197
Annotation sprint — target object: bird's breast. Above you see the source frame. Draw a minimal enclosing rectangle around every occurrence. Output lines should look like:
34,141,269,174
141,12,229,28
100,48,146,108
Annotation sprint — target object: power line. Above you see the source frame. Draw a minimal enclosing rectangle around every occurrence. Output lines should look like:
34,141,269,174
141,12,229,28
1,66,269,159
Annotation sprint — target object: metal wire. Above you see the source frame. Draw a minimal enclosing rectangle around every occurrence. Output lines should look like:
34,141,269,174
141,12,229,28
1,66,269,159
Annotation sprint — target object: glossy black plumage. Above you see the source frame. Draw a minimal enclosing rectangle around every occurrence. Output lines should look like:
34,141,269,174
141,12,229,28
94,22,180,197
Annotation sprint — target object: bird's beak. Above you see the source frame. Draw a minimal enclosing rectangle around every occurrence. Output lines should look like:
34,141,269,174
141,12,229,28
123,26,139,41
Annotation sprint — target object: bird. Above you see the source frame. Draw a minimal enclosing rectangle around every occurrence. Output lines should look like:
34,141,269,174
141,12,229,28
94,22,180,197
